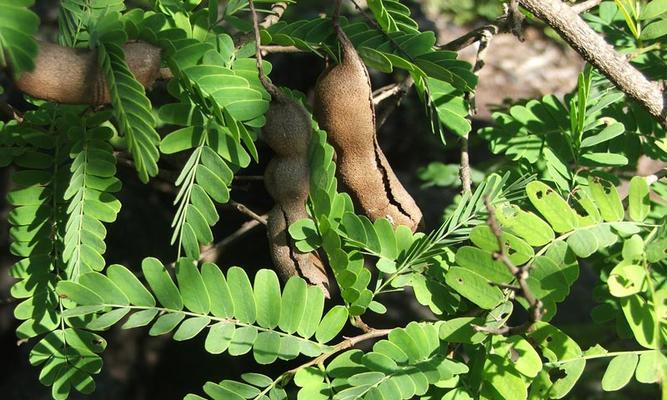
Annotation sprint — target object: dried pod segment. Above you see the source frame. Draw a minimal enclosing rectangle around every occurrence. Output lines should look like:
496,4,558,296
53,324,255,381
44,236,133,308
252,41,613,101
249,0,328,292
262,91,329,294
15,41,162,105
313,24,423,232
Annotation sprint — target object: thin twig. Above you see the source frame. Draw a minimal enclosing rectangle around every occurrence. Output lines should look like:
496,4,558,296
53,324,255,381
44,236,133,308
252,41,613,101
198,219,264,263
459,137,472,194
351,316,374,333
228,200,268,225
260,1,289,29
372,83,402,105
286,328,392,374
260,45,303,54
0,101,23,122
375,75,414,130
440,0,599,51
459,6,504,194
571,0,603,14
477,197,544,334
249,0,281,98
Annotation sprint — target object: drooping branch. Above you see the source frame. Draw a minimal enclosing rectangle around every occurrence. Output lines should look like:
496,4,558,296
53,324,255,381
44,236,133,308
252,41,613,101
518,0,666,129
15,41,162,105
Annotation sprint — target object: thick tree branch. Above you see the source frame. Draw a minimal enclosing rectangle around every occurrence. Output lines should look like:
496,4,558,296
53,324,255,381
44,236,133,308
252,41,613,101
519,0,666,129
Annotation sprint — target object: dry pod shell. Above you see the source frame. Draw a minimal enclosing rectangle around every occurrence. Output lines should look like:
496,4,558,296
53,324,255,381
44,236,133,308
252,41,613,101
313,24,423,231
262,90,329,294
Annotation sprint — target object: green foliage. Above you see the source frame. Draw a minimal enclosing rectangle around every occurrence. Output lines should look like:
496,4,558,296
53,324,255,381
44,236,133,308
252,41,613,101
2,1,666,400
315,322,468,399
0,0,39,75
479,66,646,191
263,16,476,140
5,107,113,400
57,0,125,47
57,259,347,364
367,0,420,33
63,112,121,279
95,12,161,182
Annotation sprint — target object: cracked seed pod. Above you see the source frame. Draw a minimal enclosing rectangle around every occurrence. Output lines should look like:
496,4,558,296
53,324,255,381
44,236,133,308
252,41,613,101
313,25,423,232
263,93,329,294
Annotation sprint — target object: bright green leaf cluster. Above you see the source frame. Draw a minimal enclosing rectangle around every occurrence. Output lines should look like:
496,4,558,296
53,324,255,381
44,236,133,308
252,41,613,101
56,259,350,365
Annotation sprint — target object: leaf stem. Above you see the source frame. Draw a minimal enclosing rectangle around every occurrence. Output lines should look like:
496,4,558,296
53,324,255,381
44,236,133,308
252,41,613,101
544,349,659,367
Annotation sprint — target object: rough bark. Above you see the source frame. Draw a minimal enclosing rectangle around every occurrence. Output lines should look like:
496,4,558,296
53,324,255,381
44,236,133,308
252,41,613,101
519,0,666,129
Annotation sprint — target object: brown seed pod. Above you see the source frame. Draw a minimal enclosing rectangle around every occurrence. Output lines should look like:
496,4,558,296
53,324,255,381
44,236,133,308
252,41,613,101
15,41,162,105
249,0,328,293
262,92,329,294
313,22,423,232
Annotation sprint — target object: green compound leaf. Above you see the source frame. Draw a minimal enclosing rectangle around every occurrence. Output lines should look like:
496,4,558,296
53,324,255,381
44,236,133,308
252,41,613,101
588,176,624,222
628,176,650,222
601,353,639,391
99,39,160,183
528,322,585,399
176,259,210,314
367,0,419,33
316,306,348,344
142,257,183,311
0,0,39,75
526,181,578,233
445,267,504,310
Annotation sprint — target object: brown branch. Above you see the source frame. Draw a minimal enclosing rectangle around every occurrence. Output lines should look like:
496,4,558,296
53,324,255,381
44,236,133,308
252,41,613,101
260,45,303,54
227,200,268,225
198,219,264,263
440,0,524,51
477,197,544,335
375,76,414,130
441,0,601,51
518,0,666,129
286,328,392,374
571,0,603,14
260,2,289,29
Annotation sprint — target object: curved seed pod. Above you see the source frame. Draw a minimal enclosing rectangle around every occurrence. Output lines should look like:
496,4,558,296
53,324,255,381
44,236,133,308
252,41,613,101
313,22,423,232
262,93,329,295
15,41,162,105
249,0,328,293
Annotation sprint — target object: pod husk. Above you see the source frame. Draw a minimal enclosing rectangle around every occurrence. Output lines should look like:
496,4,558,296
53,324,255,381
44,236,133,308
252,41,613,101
313,25,423,231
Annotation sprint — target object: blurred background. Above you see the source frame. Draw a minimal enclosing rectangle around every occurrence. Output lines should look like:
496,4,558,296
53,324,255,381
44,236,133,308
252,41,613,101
3,1,647,399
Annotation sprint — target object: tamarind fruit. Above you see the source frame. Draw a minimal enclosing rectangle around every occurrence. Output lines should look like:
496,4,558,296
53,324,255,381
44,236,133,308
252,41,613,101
313,18,423,232
249,0,329,293
263,99,329,293
15,41,162,105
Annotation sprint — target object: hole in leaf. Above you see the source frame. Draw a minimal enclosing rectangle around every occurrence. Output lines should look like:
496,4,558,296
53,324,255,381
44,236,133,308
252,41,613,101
545,335,552,343
535,190,544,199
548,367,567,381
457,278,463,284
